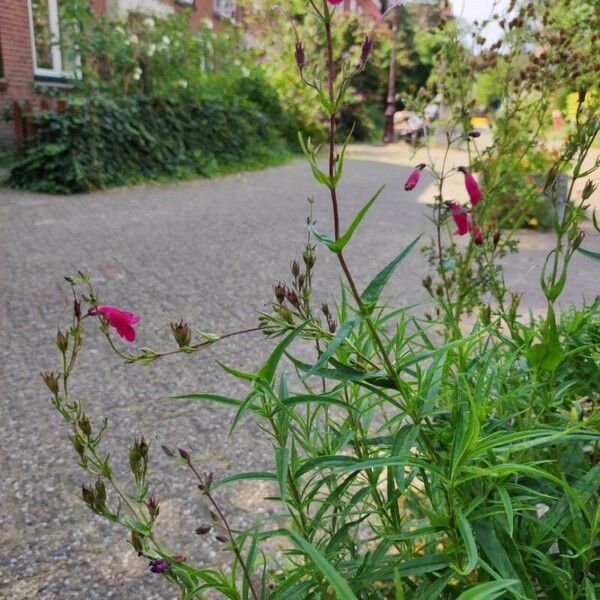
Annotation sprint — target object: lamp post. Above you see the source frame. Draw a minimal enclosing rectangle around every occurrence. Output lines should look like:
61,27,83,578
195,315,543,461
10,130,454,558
383,5,399,143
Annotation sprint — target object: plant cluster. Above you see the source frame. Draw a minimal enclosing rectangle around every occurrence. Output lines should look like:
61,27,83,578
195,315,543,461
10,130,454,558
41,0,600,598
8,71,290,193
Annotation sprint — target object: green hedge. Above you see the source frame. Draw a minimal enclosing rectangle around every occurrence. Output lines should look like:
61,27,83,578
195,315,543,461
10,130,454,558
9,77,292,193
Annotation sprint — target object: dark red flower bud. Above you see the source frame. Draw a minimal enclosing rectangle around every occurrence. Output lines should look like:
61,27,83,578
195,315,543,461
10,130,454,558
149,559,170,574
195,524,211,535
178,448,191,462
295,42,305,71
360,35,373,67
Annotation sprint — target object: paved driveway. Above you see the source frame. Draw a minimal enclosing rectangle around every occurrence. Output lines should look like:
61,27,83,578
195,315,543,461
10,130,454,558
1,156,598,599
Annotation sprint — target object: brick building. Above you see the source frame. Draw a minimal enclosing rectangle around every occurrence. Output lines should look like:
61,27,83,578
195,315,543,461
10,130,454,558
0,0,234,143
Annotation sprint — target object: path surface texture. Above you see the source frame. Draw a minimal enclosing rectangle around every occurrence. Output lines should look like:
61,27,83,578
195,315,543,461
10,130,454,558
1,151,599,598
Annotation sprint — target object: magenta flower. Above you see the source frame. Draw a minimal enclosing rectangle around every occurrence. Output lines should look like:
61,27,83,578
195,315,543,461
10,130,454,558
327,0,344,4
94,305,140,342
458,167,482,206
404,163,426,191
471,225,484,245
449,202,470,236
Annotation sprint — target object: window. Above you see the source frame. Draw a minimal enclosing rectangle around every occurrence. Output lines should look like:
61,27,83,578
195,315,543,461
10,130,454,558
27,0,77,78
213,0,236,20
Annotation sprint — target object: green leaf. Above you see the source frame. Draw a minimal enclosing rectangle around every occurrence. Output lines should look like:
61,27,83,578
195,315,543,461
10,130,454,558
257,323,307,384
526,305,562,372
455,580,518,600
414,572,454,600
304,317,360,378
297,133,332,188
285,530,358,600
497,487,514,537
578,247,600,261
170,392,254,412
329,186,384,253
212,471,277,490
308,222,335,248
474,518,536,598
361,236,422,310
454,506,478,575
279,393,356,413
275,446,289,500
332,124,355,187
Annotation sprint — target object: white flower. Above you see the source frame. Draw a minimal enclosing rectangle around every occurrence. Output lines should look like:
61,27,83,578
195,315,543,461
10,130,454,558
147,43,157,57
143,17,155,29
133,66,142,80
234,58,241,66
177,79,188,88
241,66,250,77
162,35,171,46
128,33,139,45
115,25,125,35
203,17,214,30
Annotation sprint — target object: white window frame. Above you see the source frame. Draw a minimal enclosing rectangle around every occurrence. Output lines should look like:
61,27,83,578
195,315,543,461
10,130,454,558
27,0,78,78
213,0,236,20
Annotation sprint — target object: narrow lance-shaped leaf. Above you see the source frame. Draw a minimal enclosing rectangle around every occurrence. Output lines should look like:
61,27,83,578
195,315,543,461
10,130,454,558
361,236,422,311
285,530,358,600
304,316,360,378
329,186,385,253
455,579,518,600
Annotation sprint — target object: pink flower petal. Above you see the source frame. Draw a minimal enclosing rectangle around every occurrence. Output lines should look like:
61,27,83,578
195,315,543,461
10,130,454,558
116,324,136,342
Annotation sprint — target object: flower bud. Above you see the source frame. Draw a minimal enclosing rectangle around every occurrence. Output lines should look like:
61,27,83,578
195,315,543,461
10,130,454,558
41,371,60,395
291,260,300,278
149,559,170,574
582,179,596,200
467,130,481,138
82,484,95,507
303,246,316,270
195,524,211,535
70,434,86,458
73,299,82,320
404,163,426,191
273,282,286,305
572,230,585,250
146,494,160,520
359,35,373,67
458,167,483,206
492,230,502,249
285,288,301,310
178,448,191,462
56,330,68,353
131,531,144,555
161,444,175,457
170,320,192,348
78,415,92,438
216,535,228,543
295,42,305,71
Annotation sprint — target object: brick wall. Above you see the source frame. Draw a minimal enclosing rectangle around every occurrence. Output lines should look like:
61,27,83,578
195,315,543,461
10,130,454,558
0,0,106,144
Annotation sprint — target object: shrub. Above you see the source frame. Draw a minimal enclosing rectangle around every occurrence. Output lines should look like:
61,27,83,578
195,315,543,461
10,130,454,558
8,81,290,193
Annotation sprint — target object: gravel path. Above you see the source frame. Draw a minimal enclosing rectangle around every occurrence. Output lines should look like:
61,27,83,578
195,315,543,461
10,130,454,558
1,154,598,599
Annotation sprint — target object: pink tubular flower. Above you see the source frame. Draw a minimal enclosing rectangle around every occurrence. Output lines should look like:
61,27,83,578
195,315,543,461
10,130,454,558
327,0,344,4
449,202,470,236
404,163,426,191
94,305,140,342
458,166,482,206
